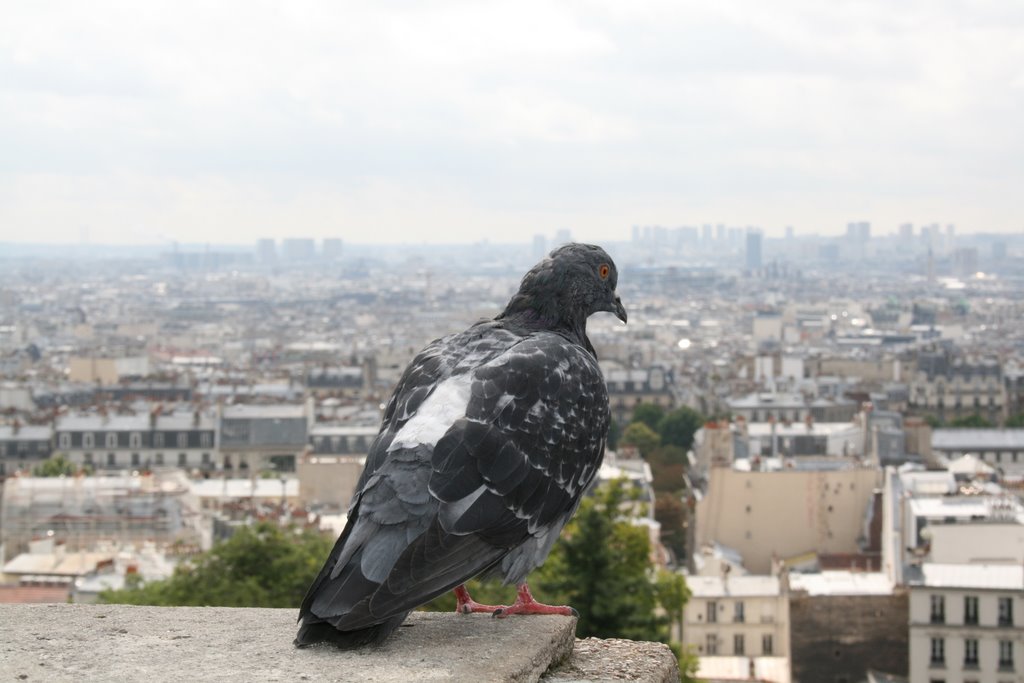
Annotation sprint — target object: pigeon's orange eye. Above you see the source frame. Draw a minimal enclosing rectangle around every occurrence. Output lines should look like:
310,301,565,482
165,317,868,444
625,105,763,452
598,264,610,280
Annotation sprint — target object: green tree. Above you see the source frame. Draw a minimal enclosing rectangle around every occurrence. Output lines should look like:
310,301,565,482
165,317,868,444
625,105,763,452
657,407,705,451
532,480,661,641
100,522,332,608
33,455,76,477
607,418,621,450
620,422,661,458
1005,414,1024,428
947,413,992,428
654,493,687,561
631,403,666,431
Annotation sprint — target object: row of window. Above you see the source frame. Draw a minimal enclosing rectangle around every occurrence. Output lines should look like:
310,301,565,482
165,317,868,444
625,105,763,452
940,450,1022,465
705,600,748,623
930,637,1015,671
930,594,1015,627
704,633,773,656
58,432,213,449
81,452,213,467
0,441,49,455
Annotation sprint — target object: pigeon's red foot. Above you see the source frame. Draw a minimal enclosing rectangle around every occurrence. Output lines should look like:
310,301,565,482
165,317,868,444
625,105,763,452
492,583,578,619
453,584,506,614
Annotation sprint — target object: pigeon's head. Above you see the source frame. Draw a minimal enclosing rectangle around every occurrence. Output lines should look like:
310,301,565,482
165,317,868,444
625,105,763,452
502,243,627,332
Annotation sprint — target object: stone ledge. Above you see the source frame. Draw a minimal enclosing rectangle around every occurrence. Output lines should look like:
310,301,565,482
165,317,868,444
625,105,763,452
0,604,677,683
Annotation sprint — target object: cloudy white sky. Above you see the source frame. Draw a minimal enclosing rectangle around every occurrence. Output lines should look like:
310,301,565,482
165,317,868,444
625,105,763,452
1,0,1022,245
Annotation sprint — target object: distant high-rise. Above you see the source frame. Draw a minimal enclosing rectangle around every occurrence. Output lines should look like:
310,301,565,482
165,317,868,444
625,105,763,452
716,224,726,242
992,241,1008,262
322,238,343,260
554,229,572,245
745,230,763,271
282,238,316,262
532,234,547,260
899,223,914,241
785,226,794,240
256,238,277,264
846,221,870,242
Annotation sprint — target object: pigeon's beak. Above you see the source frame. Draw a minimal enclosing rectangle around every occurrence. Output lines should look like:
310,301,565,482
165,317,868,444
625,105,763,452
612,294,627,324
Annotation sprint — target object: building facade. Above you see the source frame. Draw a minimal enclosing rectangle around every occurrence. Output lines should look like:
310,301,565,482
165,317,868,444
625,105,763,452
909,564,1023,683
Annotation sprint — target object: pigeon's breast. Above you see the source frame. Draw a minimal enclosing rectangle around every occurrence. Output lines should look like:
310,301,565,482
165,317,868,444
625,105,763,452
388,374,473,450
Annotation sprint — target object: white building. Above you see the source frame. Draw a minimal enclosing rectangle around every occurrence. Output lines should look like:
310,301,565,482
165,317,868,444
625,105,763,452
682,574,791,683
909,563,1023,683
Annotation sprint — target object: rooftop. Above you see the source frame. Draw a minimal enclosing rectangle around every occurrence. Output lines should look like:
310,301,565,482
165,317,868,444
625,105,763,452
916,563,1024,590
687,574,780,598
932,428,1024,450
789,571,893,596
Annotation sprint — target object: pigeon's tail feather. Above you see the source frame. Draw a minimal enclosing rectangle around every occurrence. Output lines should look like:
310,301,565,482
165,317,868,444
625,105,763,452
294,612,408,649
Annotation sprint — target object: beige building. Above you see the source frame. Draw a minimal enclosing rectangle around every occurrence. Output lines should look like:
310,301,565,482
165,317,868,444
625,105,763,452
695,467,880,573
297,455,365,510
909,563,1023,683
682,574,791,683
67,355,150,385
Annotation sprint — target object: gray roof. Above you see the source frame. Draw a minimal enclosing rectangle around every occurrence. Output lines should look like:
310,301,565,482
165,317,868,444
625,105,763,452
221,404,306,420
55,414,215,431
0,425,52,441
310,426,380,438
932,429,1024,451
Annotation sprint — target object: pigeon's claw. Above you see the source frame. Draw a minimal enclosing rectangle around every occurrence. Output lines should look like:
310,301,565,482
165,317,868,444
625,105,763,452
491,583,577,619
453,584,508,615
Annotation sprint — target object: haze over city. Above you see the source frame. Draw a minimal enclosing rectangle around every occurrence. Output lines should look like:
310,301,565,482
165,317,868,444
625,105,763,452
3,0,1024,246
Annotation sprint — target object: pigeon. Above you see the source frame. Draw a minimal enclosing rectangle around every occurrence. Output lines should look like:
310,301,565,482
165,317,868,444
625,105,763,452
295,243,626,648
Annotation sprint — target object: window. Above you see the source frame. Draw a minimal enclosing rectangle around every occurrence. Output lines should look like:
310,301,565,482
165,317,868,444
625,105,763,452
706,634,718,655
930,637,945,666
178,452,187,466
965,596,979,625
734,602,745,623
964,638,978,668
1000,640,1014,670
707,601,717,623
154,432,164,448
177,432,188,448
83,433,95,449
999,597,1014,626
59,433,70,449
154,453,164,465
762,634,773,655
84,453,93,464
130,452,140,466
105,432,117,448
930,595,945,623
200,433,212,448
129,432,141,449
107,452,116,466
202,452,210,465
734,634,745,656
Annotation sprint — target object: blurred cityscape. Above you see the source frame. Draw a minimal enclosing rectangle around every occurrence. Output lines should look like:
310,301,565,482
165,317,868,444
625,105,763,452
2,222,1023,683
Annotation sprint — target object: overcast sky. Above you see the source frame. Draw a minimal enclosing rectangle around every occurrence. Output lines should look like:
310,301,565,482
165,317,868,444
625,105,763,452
2,0,1022,245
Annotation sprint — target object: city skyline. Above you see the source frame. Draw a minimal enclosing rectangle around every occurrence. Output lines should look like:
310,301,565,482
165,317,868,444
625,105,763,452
3,1,1024,245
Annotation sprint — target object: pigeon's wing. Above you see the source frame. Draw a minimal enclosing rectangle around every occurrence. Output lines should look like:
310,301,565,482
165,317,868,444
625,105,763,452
358,331,610,618
296,325,524,645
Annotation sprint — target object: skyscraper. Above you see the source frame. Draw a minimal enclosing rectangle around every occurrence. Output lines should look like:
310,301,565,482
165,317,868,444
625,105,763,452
746,230,763,271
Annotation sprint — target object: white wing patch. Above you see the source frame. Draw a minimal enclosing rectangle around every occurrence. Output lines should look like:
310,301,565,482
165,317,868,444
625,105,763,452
389,374,473,450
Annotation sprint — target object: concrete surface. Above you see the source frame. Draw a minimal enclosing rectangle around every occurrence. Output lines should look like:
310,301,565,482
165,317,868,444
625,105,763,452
0,604,633,682
543,638,681,683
